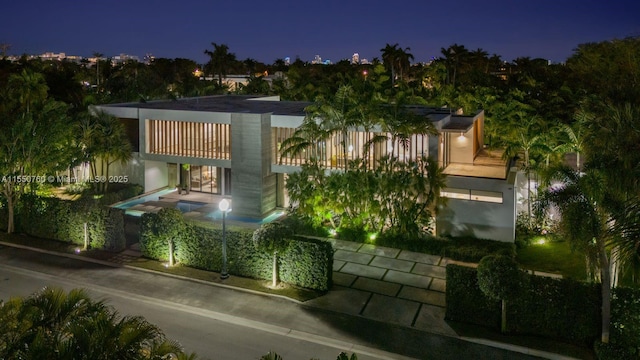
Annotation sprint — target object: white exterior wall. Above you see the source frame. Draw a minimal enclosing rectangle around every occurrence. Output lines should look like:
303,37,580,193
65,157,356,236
437,175,516,242
448,130,474,164
144,160,169,191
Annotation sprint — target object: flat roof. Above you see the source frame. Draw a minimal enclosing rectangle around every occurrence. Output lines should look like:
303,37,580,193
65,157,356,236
103,95,312,116
440,116,475,132
100,95,482,123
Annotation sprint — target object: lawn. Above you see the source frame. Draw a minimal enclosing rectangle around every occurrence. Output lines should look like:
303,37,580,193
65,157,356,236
516,238,587,280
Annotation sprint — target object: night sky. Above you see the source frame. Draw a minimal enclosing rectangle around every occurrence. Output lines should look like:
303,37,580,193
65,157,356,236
2,0,638,64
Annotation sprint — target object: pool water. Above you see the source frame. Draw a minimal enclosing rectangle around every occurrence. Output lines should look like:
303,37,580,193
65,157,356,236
112,188,177,210
112,188,284,224
175,201,207,213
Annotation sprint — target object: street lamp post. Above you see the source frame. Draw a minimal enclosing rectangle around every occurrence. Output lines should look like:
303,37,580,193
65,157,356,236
219,199,230,279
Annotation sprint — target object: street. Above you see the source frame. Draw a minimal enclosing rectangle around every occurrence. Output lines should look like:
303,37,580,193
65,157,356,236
0,245,544,360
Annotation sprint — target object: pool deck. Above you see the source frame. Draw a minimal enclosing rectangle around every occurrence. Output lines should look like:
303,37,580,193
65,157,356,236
117,188,281,227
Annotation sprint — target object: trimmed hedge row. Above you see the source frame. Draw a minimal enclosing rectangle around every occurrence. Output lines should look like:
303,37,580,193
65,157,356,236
15,194,127,252
140,213,333,291
0,185,142,251
445,264,601,345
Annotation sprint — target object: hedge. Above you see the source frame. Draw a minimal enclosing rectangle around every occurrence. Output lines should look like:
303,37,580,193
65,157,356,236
140,213,333,291
446,264,601,345
0,184,142,251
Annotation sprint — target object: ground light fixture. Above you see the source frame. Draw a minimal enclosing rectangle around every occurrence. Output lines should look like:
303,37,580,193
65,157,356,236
219,199,230,279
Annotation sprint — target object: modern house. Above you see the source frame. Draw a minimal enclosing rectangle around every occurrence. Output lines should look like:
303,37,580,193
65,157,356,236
95,95,517,242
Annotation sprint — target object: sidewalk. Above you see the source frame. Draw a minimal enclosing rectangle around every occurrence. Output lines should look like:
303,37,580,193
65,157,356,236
0,237,584,360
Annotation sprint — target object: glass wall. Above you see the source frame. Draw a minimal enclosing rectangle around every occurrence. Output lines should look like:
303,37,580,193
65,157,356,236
189,165,219,193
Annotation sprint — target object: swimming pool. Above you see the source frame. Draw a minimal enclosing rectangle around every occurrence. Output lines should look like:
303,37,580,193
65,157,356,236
112,188,284,224
112,188,177,210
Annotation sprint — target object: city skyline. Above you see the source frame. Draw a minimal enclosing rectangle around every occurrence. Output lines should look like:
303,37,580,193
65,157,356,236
1,0,639,64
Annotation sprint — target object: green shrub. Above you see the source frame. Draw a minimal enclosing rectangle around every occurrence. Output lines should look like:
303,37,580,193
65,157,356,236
596,287,640,358
446,264,602,345
279,213,328,238
445,265,501,327
140,215,333,291
14,193,126,252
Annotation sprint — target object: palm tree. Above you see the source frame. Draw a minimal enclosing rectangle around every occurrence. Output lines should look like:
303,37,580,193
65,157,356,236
7,69,48,114
279,116,330,165
559,108,591,172
93,52,104,87
440,44,469,87
306,85,366,168
380,43,414,87
83,108,132,193
538,166,617,344
502,110,551,227
0,287,195,359
367,91,438,160
204,43,237,87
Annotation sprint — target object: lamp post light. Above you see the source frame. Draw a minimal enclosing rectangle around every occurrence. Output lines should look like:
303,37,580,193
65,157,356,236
219,198,230,279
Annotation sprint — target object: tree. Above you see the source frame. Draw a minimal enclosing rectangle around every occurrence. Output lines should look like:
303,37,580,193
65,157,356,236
0,287,195,359
0,70,75,233
253,222,293,287
477,254,526,333
380,43,414,87
501,109,552,228
306,85,366,168
204,43,237,87
538,166,618,343
440,44,469,87
370,91,438,159
82,108,133,193
92,52,103,88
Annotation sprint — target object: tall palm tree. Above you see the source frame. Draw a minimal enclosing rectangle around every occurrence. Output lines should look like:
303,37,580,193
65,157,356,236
306,85,366,168
502,110,551,227
380,43,414,87
367,91,438,160
559,108,591,172
539,166,618,344
440,44,469,87
83,108,132,193
380,43,400,87
93,52,104,87
204,43,237,87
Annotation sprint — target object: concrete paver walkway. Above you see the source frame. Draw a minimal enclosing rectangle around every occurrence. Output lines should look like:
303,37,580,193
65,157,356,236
305,239,477,337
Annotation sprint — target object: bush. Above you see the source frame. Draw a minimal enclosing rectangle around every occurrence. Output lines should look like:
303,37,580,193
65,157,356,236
446,263,602,345
14,193,127,252
279,213,328,238
598,287,640,358
140,214,333,291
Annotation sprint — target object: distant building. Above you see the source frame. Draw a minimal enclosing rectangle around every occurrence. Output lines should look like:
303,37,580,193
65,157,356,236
112,53,140,64
144,53,155,65
351,53,360,64
312,55,322,64
37,52,82,63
